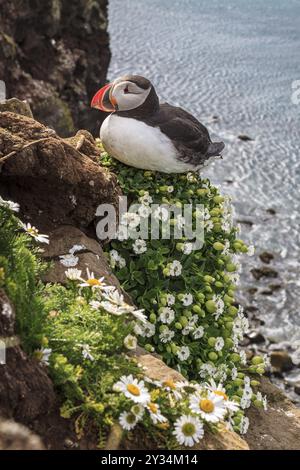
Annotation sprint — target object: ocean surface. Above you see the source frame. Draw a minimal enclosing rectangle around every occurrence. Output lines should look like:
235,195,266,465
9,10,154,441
107,0,300,377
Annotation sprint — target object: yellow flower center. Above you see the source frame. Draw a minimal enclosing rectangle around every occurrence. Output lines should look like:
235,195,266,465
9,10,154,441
28,227,38,236
164,379,176,389
87,278,101,286
127,384,141,396
126,413,136,424
200,399,215,413
214,390,228,400
182,422,196,436
148,402,158,414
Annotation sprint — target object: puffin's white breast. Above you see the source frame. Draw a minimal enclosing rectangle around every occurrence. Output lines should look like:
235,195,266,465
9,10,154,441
100,114,189,173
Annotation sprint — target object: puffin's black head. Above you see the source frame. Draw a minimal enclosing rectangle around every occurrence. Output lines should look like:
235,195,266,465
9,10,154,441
91,75,159,117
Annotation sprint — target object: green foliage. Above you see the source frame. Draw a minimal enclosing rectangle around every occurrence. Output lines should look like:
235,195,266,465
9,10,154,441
0,206,47,351
101,154,268,433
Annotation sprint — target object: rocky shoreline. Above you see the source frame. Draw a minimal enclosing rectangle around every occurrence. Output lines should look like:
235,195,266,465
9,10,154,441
236,227,300,405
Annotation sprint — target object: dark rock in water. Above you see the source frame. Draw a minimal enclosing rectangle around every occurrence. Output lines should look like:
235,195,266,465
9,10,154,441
251,266,278,281
238,134,254,141
0,111,121,232
244,305,259,313
0,0,110,136
259,251,274,264
294,384,300,396
269,283,282,292
236,219,254,227
270,351,293,373
260,289,274,296
248,287,258,295
247,331,265,344
266,208,276,215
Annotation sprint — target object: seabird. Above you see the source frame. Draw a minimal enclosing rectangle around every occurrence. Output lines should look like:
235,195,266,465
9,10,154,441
91,75,224,173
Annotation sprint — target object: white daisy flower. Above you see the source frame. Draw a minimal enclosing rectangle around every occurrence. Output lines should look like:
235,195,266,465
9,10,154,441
130,404,145,420
182,243,193,255
182,325,193,336
118,256,126,268
153,206,169,222
80,269,109,290
159,327,175,343
134,321,155,338
205,219,214,232
163,379,182,401
240,416,250,435
167,185,174,193
69,244,85,255
228,272,240,284
132,239,147,254
186,172,197,183
177,346,190,361
100,290,137,316
243,385,253,400
181,293,193,306
166,294,175,306
188,315,198,327
231,367,238,380
199,363,217,379
215,337,224,351
119,411,138,430
36,348,52,365
222,240,230,255
0,197,20,212
113,375,150,404
159,307,175,324
206,380,239,413
109,250,126,269
124,334,137,350
212,295,225,320
89,300,101,310
81,344,94,361
65,268,82,280
189,391,226,423
121,212,141,228
175,215,185,230
193,326,204,339
173,415,204,447
139,192,153,205
131,309,147,323
110,249,120,260
20,222,49,244
240,397,251,410
116,224,128,241
263,354,271,369
239,350,247,365
60,254,79,267
169,260,182,277
138,204,152,218
147,403,167,424
247,245,255,256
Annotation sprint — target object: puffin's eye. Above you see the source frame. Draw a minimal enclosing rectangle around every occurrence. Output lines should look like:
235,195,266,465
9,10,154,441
124,86,129,94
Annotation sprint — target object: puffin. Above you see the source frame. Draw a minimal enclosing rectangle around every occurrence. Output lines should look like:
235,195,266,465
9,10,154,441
91,75,224,173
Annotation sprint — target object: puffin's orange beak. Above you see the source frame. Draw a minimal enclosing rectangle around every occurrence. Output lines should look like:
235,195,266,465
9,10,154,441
91,83,117,112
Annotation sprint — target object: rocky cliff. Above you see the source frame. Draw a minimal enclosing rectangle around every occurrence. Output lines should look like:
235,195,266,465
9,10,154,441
0,0,110,136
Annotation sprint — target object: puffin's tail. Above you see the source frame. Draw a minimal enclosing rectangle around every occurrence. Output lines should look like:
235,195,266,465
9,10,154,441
206,141,225,158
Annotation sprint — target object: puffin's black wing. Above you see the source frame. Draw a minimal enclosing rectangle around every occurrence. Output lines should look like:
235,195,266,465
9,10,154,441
147,103,224,166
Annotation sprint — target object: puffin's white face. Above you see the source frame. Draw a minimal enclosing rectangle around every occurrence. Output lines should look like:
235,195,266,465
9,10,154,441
91,75,152,112
110,80,151,111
